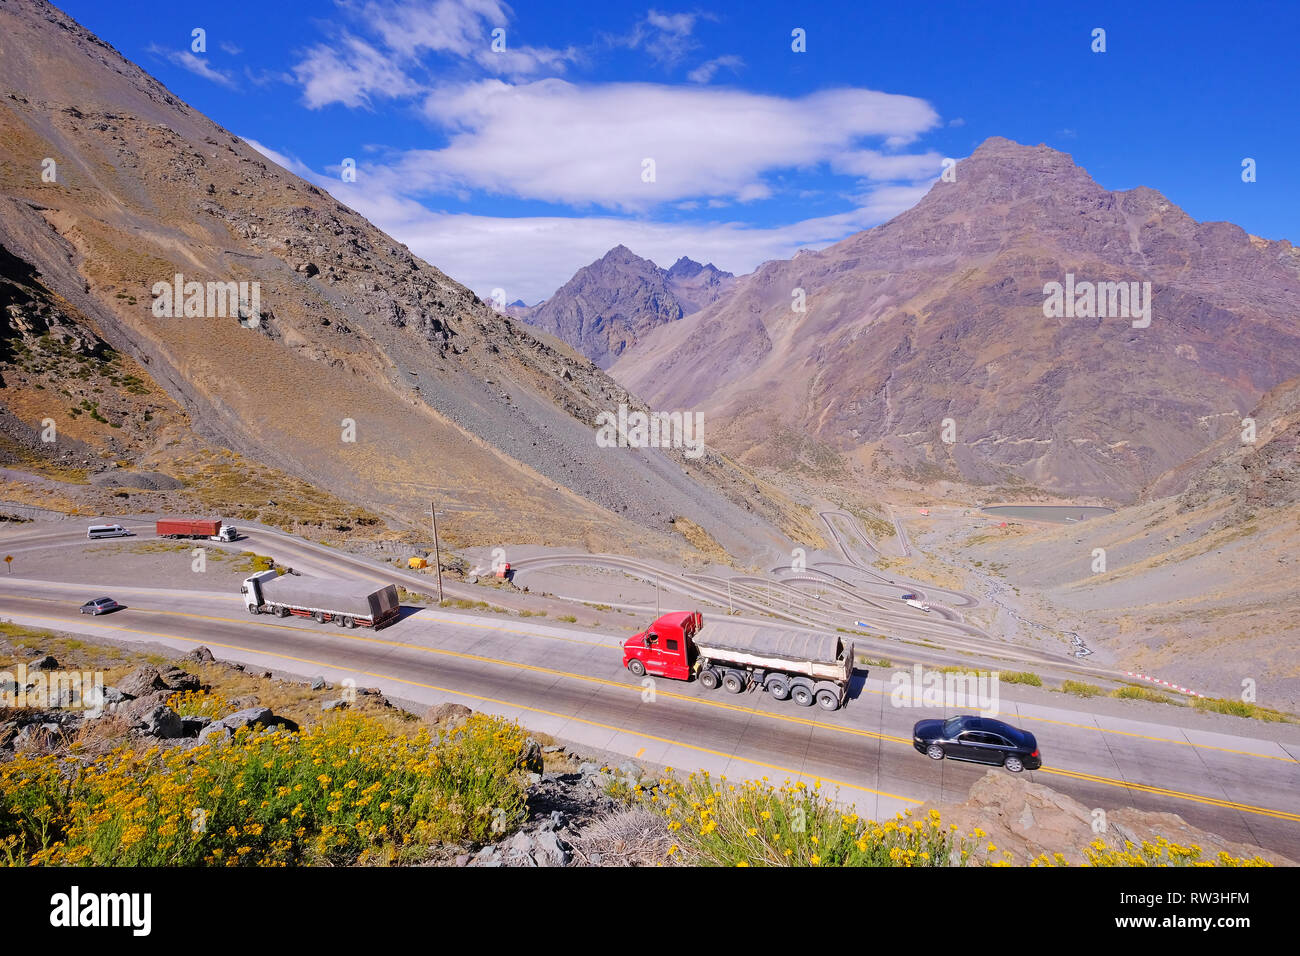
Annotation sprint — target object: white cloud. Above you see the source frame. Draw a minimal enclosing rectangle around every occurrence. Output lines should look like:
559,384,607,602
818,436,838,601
381,79,938,209
147,46,238,89
687,54,743,84
294,34,423,109
831,149,945,180
292,0,576,108
608,8,712,67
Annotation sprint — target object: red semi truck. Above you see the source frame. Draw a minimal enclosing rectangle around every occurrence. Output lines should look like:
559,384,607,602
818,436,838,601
156,518,240,542
623,611,856,710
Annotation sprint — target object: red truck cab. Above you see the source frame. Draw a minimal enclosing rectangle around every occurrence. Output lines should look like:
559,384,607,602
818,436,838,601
623,610,701,680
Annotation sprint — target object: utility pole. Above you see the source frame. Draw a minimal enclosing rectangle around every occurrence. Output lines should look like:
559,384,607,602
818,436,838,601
429,500,444,604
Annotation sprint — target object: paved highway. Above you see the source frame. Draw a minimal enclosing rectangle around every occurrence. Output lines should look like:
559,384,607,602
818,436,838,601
3,520,1299,857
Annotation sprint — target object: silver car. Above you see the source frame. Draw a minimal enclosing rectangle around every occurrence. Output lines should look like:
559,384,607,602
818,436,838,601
80,597,120,615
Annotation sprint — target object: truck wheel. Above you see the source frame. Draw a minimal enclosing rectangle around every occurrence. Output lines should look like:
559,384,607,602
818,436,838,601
766,677,791,700
627,659,646,677
276,606,290,618
722,672,746,694
815,689,839,711
344,617,356,629
791,684,815,707
314,610,326,624
248,605,260,615
699,668,720,690
335,615,347,627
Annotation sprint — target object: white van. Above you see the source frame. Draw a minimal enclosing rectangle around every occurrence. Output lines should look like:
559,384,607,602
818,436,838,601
87,524,133,539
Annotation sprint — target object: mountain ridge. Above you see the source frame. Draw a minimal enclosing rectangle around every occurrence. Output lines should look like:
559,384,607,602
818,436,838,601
611,137,1300,503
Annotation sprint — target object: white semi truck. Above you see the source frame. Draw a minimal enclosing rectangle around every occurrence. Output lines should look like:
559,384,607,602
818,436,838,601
241,571,401,629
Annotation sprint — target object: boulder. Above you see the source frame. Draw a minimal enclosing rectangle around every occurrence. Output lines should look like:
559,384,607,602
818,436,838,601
134,704,184,739
184,646,216,663
117,665,165,699
196,707,295,744
159,666,200,692
425,702,472,726
533,830,573,867
180,715,212,736
321,699,348,712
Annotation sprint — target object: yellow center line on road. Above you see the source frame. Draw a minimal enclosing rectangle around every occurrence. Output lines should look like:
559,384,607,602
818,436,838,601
1040,766,1300,824
5,609,920,806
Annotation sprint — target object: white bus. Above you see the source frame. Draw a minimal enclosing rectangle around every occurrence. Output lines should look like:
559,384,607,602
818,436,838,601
87,524,133,539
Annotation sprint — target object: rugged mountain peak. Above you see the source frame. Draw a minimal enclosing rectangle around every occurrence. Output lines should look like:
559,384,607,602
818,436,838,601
666,256,703,278
522,245,736,368
667,256,734,281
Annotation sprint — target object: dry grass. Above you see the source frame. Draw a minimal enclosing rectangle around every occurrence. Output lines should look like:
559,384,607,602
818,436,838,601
572,807,676,867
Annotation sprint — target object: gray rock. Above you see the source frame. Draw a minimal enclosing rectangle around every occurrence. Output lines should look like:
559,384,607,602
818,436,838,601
197,706,291,744
533,830,572,867
321,699,348,712
310,676,327,691
29,655,58,670
143,705,184,738
0,679,19,695
159,666,200,692
100,686,127,704
119,690,171,721
180,715,212,736
220,707,275,730
117,665,165,699
184,646,215,663
425,702,471,726
578,761,601,776
542,745,563,754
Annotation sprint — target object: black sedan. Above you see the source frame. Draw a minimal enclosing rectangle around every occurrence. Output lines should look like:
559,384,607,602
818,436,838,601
912,715,1042,772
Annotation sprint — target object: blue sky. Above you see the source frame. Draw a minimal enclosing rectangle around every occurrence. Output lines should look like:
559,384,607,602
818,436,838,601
56,0,1300,303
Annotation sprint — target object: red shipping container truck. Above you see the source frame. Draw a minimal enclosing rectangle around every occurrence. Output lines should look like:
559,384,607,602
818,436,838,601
156,519,241,542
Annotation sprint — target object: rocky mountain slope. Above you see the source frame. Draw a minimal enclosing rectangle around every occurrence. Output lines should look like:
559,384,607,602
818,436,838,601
520,245,734,369
944,376,1300,707
0,0,813,563
612,137,1300,503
